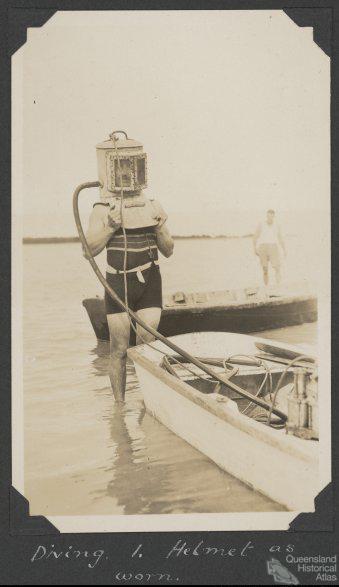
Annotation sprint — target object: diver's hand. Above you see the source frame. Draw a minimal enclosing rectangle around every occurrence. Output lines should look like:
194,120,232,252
107,205,122,231
153,211,168,230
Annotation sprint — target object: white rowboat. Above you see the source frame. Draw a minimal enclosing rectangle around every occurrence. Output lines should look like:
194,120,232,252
128,332,319,512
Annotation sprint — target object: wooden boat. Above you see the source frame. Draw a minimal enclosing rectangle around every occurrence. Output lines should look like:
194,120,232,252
127,331,319,511
82,285,317,341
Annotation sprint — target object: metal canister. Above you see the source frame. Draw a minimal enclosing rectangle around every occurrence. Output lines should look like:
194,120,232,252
307,373,319,439
287,368,308,433
294,368,308,427
294,368,307,398
287,386,300,433
308,399,319,439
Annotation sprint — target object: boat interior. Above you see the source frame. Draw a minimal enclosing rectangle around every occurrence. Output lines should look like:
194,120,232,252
148,332,318,437
160,354,294,424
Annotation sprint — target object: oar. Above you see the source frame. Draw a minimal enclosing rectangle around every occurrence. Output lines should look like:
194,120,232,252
255,353,315,371
255,341,315,363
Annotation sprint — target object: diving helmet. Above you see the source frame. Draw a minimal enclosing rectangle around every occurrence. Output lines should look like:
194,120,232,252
96,130,165,230
96,130,147,200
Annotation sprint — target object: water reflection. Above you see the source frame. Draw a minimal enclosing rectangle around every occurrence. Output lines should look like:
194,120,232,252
89,344,186,514
89,341,110,376
88,343,285,514
107,403,174,514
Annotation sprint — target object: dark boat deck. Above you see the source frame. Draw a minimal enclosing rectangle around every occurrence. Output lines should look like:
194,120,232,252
82,287,317,341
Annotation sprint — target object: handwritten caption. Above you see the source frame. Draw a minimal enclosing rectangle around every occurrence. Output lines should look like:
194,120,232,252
29,539,295,578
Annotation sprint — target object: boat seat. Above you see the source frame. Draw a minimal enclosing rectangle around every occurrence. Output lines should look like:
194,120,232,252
172,291,187,304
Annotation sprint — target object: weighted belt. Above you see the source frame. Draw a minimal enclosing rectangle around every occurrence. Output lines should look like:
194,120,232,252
106,259,159,283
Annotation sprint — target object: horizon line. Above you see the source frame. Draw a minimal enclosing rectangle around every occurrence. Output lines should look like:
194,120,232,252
22,234,256,244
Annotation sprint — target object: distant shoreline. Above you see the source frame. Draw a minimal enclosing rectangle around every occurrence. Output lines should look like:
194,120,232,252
23,234,253,244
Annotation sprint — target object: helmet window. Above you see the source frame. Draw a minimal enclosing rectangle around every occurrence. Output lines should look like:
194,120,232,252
136,157,146,186
114,158,132,187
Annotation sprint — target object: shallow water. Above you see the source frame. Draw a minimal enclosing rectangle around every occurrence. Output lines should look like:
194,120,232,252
23,240,317,515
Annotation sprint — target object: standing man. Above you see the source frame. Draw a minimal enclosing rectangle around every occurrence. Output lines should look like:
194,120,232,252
85,131,174,403
253,209,286,286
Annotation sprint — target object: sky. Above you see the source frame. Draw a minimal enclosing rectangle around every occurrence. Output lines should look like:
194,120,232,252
13,10,330,236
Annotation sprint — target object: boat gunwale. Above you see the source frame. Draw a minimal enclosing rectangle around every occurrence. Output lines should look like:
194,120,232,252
128,346,318,465
162,293,317,313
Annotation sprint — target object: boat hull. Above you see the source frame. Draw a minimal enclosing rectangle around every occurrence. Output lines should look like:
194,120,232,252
83,292,317,341
128,332,319,511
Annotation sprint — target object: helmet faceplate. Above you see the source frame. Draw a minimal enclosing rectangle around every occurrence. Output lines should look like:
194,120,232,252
96,132,147,200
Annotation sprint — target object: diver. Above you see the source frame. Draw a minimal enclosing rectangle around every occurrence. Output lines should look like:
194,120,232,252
85,132,174,402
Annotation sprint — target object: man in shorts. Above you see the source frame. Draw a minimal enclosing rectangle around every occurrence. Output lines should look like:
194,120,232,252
253,210,286,286
85,200,174,402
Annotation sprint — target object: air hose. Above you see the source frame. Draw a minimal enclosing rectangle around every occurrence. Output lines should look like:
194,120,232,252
73,183,287,422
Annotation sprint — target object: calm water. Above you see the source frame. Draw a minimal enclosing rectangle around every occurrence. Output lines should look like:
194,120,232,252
23,238,317,515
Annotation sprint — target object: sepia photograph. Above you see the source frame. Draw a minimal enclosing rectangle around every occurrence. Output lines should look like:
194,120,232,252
11,8,331,535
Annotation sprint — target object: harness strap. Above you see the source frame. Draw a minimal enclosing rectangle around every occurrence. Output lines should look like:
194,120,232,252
108,232,157,240
107,245,158,253
106,260,159,283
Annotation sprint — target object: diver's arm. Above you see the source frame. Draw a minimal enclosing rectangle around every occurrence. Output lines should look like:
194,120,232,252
84,206,119,258
156,223,174,258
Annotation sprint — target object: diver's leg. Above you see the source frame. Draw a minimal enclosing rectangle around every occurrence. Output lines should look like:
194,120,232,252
107,312,131,402
135,307,162,344
134,265,162,344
